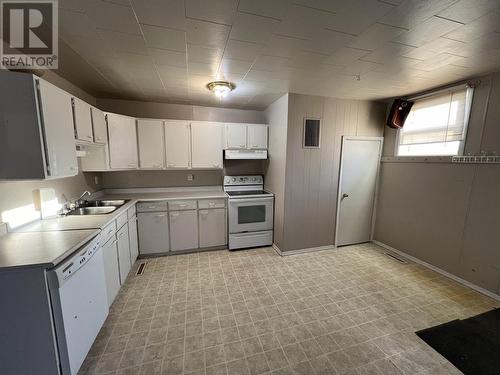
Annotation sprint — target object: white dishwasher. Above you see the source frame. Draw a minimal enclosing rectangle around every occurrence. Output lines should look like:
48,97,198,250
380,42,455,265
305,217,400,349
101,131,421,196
49,236,109,375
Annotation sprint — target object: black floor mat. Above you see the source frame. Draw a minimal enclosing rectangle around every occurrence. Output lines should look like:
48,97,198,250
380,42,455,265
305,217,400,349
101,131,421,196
416,308,500,375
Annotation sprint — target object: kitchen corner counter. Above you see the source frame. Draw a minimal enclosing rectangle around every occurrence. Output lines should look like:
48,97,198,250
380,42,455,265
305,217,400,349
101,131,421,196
0,229,99,270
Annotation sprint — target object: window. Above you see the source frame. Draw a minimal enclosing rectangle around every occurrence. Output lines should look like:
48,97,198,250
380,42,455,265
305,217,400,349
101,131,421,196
396,86,473,156
303,118,321,148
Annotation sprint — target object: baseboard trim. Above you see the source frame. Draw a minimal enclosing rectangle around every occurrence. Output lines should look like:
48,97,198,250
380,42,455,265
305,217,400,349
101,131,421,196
272,243,336,256
372,240,500,302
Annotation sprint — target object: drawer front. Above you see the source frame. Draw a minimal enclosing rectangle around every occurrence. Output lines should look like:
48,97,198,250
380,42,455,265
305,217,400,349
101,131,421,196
136,201,168,212
127,204,136,219
116,212,128,229
101,221,117,245
198,198,226,209
168,200,197,210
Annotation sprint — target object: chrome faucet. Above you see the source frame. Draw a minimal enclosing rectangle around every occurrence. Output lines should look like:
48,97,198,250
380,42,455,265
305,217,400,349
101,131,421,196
77,191,91,206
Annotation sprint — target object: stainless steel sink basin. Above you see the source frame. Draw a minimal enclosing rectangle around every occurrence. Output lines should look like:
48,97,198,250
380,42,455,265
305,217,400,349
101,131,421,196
83,199,127,207
66,206,117,216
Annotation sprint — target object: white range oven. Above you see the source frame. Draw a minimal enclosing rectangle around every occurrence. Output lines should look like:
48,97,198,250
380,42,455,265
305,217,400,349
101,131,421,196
224,175,274,250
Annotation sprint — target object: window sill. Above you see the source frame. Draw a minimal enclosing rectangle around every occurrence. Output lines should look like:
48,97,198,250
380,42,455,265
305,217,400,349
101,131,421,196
381,156,454,163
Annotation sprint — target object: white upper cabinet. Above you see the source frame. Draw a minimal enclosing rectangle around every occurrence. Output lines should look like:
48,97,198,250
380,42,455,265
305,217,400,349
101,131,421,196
72,97,94,143
91,107,107,144
137,119,164,169
226,124,247,149
0,72,77,179
191,122,223,169
107,113,138,169
165,120,191,169
247,125,268,149
225,124,268,150
38,79,78,178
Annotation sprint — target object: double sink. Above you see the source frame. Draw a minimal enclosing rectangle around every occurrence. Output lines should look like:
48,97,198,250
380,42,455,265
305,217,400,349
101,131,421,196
66,200,128,216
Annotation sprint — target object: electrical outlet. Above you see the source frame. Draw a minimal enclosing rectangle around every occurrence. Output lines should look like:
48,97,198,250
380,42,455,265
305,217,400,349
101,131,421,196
187,173,194,181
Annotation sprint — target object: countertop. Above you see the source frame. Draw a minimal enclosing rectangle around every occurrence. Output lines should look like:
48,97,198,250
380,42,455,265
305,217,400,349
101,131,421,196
15,188,228,233
2,188,227,270
0,229,99,270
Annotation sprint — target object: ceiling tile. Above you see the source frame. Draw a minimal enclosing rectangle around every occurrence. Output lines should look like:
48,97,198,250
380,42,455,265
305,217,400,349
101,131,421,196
361,42,416,64
219,58,253,75
141,24,186,51
85,0,141,35
187,44,224,64
237,0,293,20
188,62,219,76
186,19,231,48
379,0,458,29
394,16,463,47
60,10,99,39
437,0,500,24
98,29,148,54
224,39,264,61
229,12,281,44
348,23,407,51
443,9,500,42
412,53,466,71
185,0,238,25
323,47,369,66
304,29,355,55
252,55,292,71
149,48,186,67
131,0,186,30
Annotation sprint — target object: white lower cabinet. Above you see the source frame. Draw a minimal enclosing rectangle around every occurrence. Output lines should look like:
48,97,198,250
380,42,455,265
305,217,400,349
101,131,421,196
169,210,198,251
128,216,139,264
199,208,226,248
116,225,131,284
102,236,120,307
137,212,170,254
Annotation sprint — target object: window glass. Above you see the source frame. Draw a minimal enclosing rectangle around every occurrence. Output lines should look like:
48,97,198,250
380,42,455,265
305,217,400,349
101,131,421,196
397,87,473,156
238,205,266,224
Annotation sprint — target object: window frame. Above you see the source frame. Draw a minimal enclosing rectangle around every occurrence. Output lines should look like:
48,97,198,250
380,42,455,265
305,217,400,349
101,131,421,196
394,85,474,158
303,117,321,149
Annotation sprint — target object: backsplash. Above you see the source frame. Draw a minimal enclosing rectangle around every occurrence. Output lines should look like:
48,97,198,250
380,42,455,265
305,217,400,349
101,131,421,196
100,160,265,189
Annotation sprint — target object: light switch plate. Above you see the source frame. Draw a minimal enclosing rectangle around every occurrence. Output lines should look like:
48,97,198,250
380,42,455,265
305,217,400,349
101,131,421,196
187,173,194,181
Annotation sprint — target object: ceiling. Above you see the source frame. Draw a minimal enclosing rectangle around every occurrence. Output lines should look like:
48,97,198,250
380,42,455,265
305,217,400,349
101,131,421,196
57,0,500,109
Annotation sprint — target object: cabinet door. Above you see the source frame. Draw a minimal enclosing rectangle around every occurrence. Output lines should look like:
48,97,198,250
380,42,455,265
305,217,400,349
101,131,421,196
247,125,268,149
117,224,131,284
199,208,227,248
73,97,94,143
37,79,78,178
108,114,138,169
225,124,247,149
102,237,120,307
80,144,109,171
128,216,139,265
137,119,164,169
170,210,198,251
137,212,170,254
191,122,223,169
91,107,107,144
165,120,190,168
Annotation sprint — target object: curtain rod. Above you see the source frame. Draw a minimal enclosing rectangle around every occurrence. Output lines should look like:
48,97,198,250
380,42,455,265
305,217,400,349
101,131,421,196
405,81,478,102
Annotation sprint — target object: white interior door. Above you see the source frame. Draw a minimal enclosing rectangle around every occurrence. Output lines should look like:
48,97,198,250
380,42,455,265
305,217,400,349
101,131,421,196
336,137,383,247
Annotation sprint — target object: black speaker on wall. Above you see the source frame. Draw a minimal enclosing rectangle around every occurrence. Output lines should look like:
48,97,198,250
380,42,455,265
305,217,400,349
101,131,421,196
387,99,414,129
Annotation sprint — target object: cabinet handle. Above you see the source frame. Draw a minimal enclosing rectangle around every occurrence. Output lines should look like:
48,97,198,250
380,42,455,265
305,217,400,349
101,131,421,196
208,202,215,206
179,204,187,207
170,212,179,217
199,210,208,215
239,144,246,148
155,214,166,217
252,145,258,148
167,163,175,167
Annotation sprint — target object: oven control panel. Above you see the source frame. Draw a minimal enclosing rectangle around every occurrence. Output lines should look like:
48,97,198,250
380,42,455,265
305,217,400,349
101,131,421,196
224,175,263,185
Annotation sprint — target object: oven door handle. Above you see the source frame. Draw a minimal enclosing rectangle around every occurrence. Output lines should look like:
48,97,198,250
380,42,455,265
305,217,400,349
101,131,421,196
229,197,274,204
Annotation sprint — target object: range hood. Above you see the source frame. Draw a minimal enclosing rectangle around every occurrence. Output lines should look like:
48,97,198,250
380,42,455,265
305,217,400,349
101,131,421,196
225,150,268,160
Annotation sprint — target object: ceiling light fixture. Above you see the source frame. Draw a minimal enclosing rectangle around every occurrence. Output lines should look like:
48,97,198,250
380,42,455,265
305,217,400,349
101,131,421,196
207,81,235,99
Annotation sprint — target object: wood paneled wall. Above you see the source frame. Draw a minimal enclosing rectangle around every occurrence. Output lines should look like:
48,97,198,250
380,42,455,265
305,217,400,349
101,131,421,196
374,72,500,295
278,94,386,252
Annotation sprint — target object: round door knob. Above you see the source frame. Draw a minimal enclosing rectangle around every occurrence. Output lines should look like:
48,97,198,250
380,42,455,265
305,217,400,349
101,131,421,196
342,193,349,199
